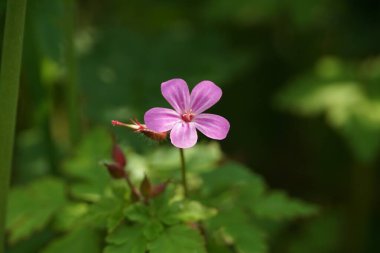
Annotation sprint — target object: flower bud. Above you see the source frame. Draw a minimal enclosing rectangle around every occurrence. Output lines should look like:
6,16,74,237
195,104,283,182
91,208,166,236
139,175,169,200
112,119,167,142
103,143,127,179
103,162,126,179
112,143,126,167
150,181,169,198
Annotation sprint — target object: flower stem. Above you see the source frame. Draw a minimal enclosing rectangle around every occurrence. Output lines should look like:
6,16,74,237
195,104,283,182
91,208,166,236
0,0,28,251
123,174,140,202
179,148,188,197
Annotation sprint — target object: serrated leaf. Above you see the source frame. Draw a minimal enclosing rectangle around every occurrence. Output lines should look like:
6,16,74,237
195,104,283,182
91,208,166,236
143,219,164,240
105,225,147,253
253,191,318,220
201,162,317,253
104,243,146,253
124,203,151,223
106,225,143,245
83,195,125,229
125,190,182,226
6,177,67,243
41,228,100,253
148,225,206,253
209,208,267,253
201,163,266,202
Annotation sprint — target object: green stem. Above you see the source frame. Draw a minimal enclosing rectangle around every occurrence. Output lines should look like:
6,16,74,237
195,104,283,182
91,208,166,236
64,0,81,146
0,0,28,251
179,148,188,197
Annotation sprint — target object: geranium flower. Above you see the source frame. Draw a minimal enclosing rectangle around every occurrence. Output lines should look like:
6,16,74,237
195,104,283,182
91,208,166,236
144,78,230,148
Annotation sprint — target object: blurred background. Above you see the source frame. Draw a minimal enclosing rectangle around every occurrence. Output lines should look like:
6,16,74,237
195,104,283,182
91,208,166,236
1,0,380,252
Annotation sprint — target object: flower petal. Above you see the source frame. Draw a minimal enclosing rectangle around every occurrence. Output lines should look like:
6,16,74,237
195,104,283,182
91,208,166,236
170,122,198,149
161,78,190,113
194,113,230,140
190,81,222,114
144,107,180,132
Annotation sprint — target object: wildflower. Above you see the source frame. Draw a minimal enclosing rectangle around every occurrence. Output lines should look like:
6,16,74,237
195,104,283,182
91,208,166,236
112,119,167,142
144,79,230,148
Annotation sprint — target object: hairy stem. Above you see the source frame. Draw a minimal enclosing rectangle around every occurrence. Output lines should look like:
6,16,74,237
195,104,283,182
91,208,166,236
179,148,188,197
124,174,140,202
0,0,28,251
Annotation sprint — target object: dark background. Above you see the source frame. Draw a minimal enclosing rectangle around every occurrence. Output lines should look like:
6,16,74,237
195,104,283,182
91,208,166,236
1,0,380,252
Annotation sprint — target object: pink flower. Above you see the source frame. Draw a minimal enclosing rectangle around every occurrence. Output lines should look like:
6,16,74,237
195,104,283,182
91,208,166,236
144,78,230,149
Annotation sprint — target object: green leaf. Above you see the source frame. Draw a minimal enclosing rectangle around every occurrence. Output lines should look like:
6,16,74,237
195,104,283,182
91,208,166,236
201,163,317,253
105,225,147,253
6,177,67,243
125,190,182,226
209,208,267,253
287,212,342,253
253,191,318,220
83,194,125,230
176,200,217,222
63,128,112,201
148,225,207,253
276,60,380,163
124,203,151,224
41,228,100,253
143,219,164,241
104,242,146,253
201,163,266,203
53,203,89,231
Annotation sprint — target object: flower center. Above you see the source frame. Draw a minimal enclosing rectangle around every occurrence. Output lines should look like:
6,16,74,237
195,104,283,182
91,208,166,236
181,112,194,122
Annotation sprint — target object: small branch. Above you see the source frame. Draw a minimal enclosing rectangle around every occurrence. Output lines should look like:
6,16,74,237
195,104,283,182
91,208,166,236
179,148,188,197
0,0,28,251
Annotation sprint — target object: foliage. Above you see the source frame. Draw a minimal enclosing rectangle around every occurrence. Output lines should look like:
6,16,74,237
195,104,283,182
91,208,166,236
6,129,317,252
6,178,66,244
277,57,380,163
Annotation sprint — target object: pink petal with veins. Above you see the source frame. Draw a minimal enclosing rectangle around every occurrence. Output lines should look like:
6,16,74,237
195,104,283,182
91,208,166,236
195,113,230,140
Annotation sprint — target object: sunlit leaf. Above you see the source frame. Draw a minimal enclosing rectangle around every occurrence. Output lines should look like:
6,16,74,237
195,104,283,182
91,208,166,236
277,58,380,163
176,200,217,222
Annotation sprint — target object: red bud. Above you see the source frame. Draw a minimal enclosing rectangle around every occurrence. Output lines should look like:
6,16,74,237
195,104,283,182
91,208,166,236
112,144,126,167
150,181,169,198
141,129,168,142
104,162,126,179
111,119,168,142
